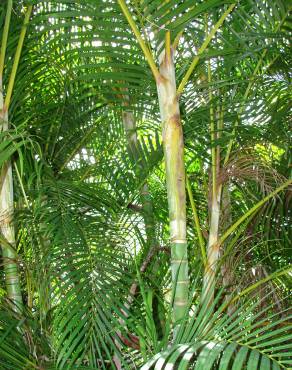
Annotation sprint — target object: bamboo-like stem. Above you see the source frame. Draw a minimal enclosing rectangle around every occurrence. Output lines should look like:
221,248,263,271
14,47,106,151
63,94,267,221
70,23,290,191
0,106,23,311
186,175,206,264
157,50,189,324
208,60,217,202
202,185,221,305
0,2,32,312
117,0,160,81
217,103,223,163
201,6,290,309
202,46,222,305
118,0,189,324
0,0,13,80
177,3,236,96
4,5,33,110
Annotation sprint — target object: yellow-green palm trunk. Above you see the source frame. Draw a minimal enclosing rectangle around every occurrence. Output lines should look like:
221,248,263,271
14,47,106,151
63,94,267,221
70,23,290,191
0,2,32,311
117,0,190,324
202,185,222,306
202,59,221,307
157,52,188,323
0,99,23,311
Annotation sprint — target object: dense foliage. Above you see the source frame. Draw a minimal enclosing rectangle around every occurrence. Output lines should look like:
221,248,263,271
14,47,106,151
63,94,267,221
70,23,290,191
0,1,291,369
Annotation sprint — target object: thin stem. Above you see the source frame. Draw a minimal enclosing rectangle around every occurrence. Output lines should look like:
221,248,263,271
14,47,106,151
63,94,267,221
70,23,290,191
186,175,206,264
13,162,29,207
172,31,183,51
165,31,171,62
59,123,99,172
201,14,223,307
208,60,217,202
0,0,13,80
217,102,224,164
177,3,236,95
4,5,33,110
117,0,160,81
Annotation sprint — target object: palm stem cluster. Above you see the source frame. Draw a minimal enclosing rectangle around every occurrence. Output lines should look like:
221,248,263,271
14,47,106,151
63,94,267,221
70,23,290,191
0,0,291,369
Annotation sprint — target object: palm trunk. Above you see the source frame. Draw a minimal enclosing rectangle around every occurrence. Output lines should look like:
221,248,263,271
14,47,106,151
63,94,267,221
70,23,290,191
202,185,221,305
0,3,21,309
0,94,23,311
0,1,32,312
202,59,221,306
117,0,189,325
156,49,188,323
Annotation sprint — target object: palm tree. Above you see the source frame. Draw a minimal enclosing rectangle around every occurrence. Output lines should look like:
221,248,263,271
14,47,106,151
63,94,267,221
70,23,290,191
0,0,291,369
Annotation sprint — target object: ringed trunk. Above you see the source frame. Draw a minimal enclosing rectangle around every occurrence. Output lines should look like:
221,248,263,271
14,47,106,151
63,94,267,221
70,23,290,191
156,51,188,323
0,0,32,312
0,92,23,311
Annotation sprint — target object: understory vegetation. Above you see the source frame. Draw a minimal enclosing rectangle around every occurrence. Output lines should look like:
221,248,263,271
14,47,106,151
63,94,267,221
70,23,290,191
0,0,291,369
